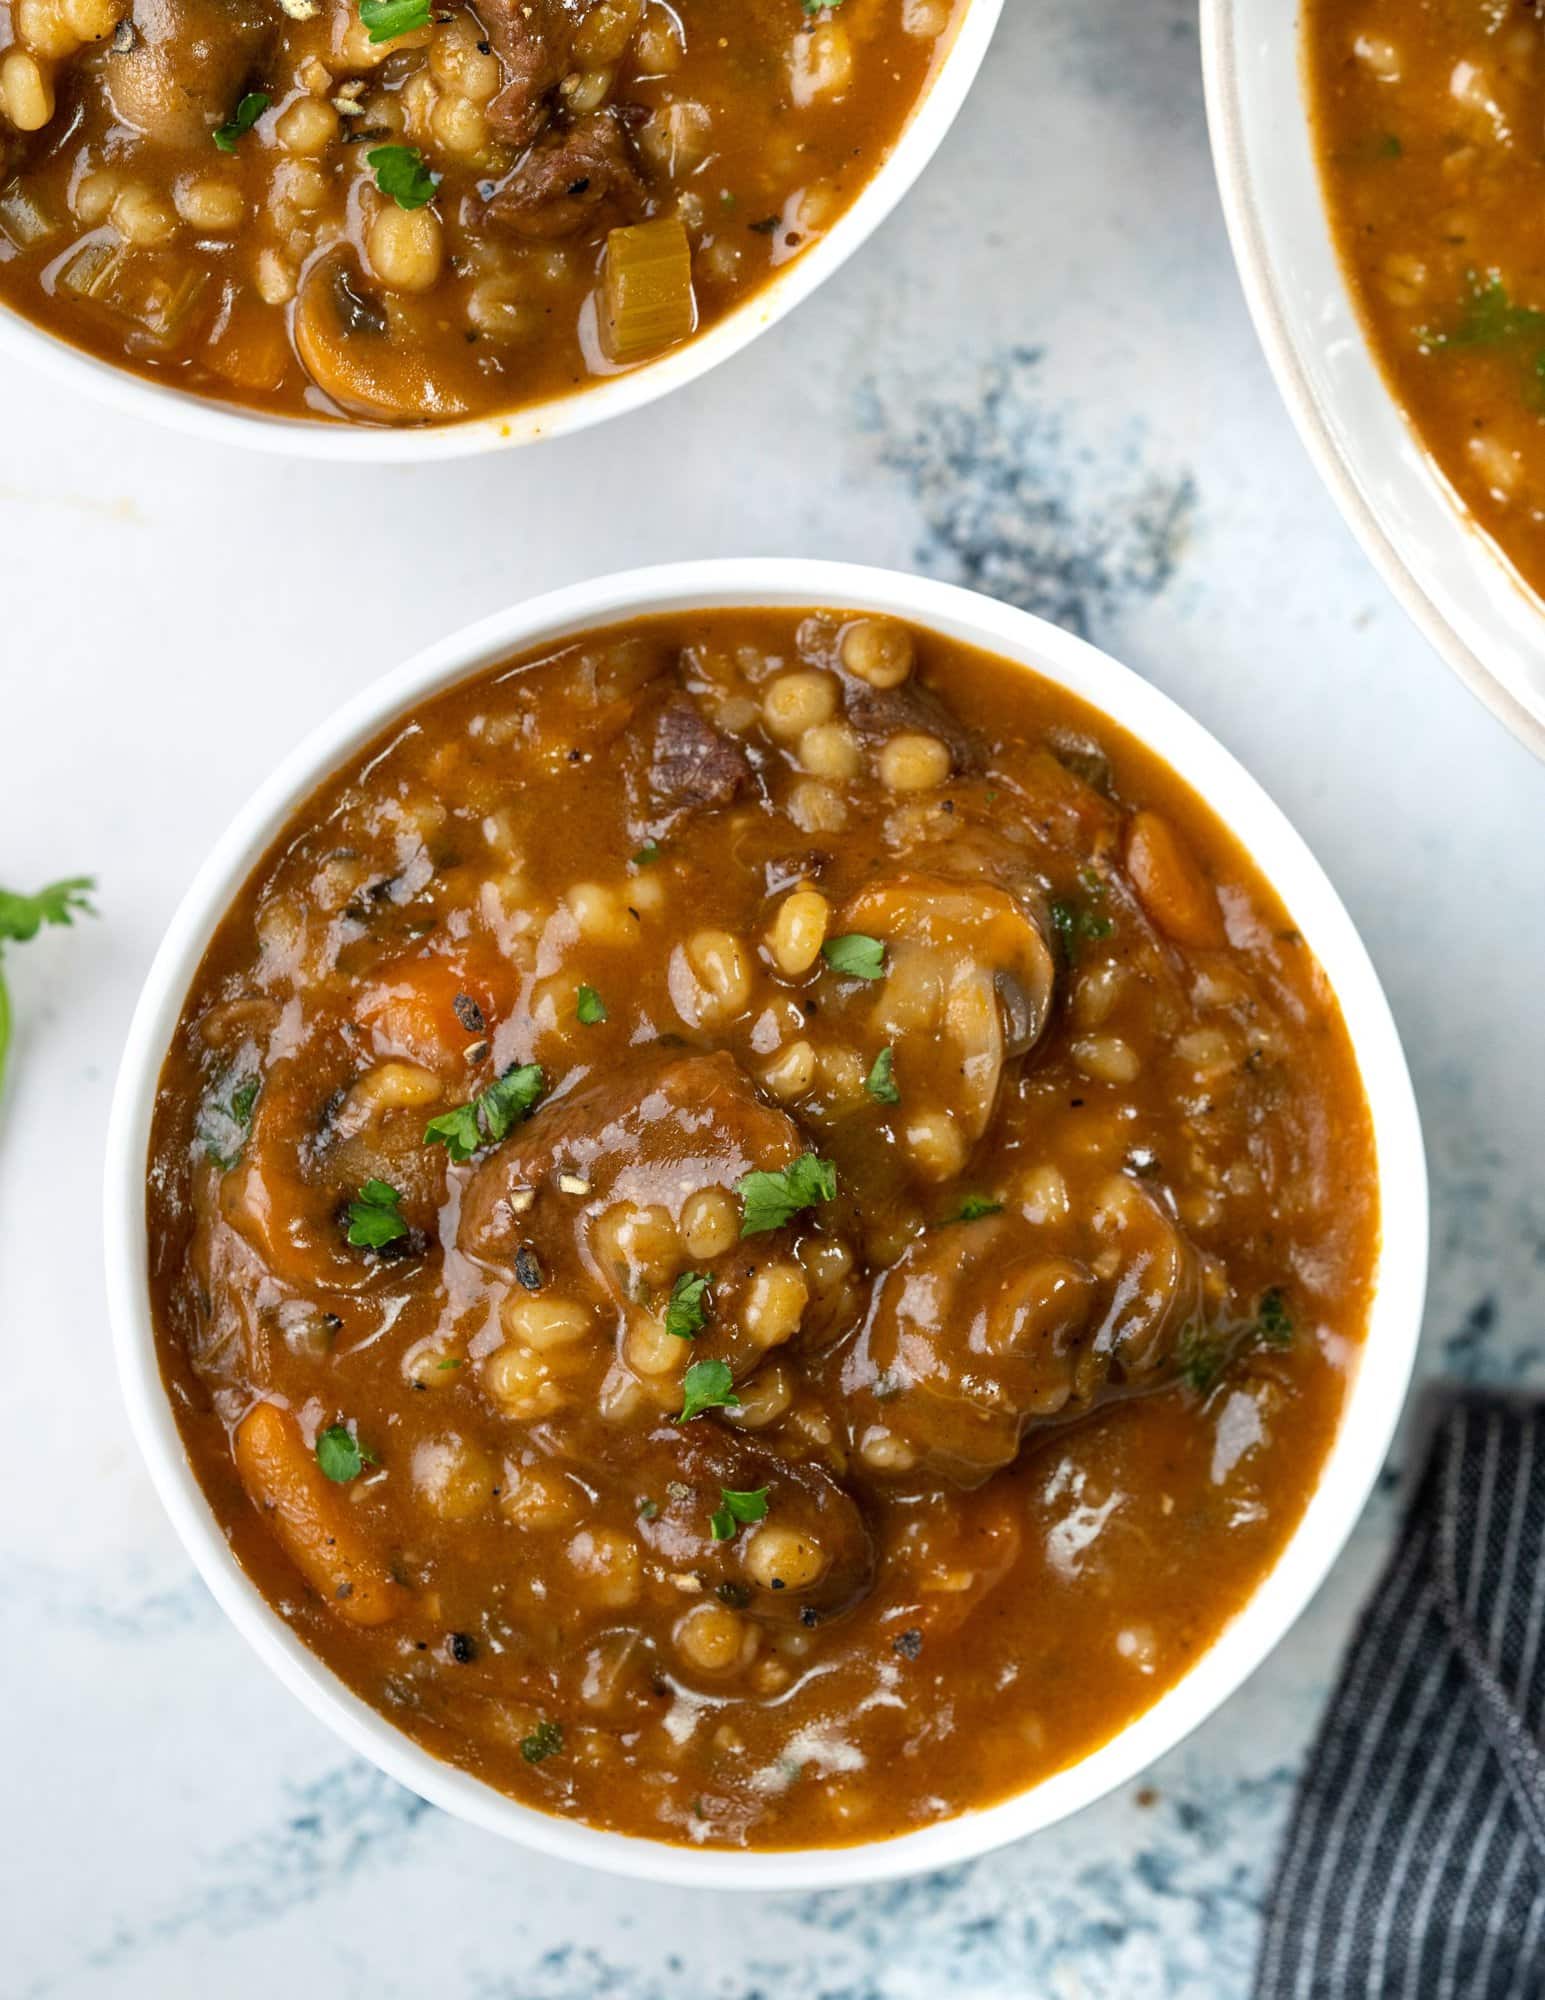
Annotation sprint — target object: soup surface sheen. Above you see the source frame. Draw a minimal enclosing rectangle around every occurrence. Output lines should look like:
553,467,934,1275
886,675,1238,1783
147,609,1379,1850
1308,0,1545,598
0,0,962,424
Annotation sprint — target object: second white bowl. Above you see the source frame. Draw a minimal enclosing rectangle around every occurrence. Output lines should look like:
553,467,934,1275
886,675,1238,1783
1202,0,1545,759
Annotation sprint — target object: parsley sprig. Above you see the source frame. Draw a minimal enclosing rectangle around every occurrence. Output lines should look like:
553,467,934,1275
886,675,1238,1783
666,1270,713,1340
368,143,439,212
360,0,431,41
213,91,269,152
0,877,95,1099
710,1486,769,1542
677,1358,740,1423
345,1178,409,1249
738,1153,836,1236
424,1062,545,1163
316,1423,377,1483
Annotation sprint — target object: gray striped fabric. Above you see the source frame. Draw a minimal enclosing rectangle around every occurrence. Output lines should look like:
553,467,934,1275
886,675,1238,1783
1255,1396,1545,2000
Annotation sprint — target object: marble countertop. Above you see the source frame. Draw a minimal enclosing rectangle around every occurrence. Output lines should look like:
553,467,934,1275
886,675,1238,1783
4,3,1544,1994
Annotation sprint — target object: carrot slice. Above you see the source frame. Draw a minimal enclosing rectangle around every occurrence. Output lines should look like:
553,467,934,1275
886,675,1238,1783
234,1401,407,1628
1125,810,1226,949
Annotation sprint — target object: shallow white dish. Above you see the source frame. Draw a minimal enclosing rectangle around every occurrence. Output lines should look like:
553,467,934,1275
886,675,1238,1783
1201,0,1545,758
104,557,1428,1889
0,4,1000,461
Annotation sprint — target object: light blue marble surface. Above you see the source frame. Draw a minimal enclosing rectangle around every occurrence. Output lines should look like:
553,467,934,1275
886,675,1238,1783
2,3,1544,1994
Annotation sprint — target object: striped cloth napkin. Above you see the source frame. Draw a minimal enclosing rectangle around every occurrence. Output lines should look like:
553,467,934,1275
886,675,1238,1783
1254,1394,1545,1999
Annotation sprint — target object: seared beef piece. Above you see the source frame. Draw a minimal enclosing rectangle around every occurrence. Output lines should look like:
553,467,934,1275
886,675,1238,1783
839,673,981,774
478,0,588,148
479,108,646,239
648,693,752,818
104,0,275,147
457,1046,799,1271
843,1184,1203,1489
633,1424,875,1628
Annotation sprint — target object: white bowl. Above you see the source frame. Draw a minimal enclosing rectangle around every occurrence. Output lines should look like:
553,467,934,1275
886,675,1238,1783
1201,0,1545,757
0,7,1000,461
104,558,1428,1889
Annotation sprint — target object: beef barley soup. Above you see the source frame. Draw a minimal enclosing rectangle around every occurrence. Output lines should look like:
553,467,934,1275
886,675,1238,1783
0,0,965,424
1308,0,1545,600
146,609,1380,1849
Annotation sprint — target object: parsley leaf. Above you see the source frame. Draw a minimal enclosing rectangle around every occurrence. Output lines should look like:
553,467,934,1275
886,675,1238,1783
864,1046,899,1104
360,0,430,41
1423,271,1545,407
0,875,95,1098
666,1270,712,1340
822,933,886,981
632,840,660,867
368,143,439,211
316,1423,377,1482
200,1074,261,1171
1049,895,1114,965
576,984,607,1026
424,1062,545,1162
212,91,269,152
1257,1286,1294,1348
944,1194,1003,1224
677,1358,741,1423
345,1177,409,1249
520,1719,563,1764
710,1486,769,1542
1176,1324,1228,1395
738,1153,837,1236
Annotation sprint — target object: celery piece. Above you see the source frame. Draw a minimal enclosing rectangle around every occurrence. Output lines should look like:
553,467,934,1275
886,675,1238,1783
601,217,697,364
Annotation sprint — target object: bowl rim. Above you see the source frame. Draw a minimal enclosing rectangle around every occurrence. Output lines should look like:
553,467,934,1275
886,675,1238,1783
0,0,1002,462
104,557,1429,1890
1198,0,1545,762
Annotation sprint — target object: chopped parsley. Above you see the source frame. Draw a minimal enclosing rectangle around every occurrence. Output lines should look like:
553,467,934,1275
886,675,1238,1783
1049,894,1114,965
1177,1287,1295,1395
943,1193,1004,1224
1176,1324,1228,1396
520,1720,563,1764
368,143,439,212
316,1423,376,1483
1257,1286,1294,1348
0,876,94,1098
864,1046,900,1104
212,91,269,152
200,1074,261,1170
631,840,660,867
423,1062,545,1162
676,1358,741,1423
738,1153,837,1236
710,1486,769,1542
345,1178,410,1249
821,932,886,981
666,1270,713,1340
360,0,430,41
1422,271,1545,406
575,984,607,1026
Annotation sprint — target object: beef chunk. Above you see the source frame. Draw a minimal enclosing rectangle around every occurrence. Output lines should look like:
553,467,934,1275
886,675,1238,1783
477,0,587,148
479,109,646,240
633,1425,875,1629
648,694,752,818
840,674,981,774
457,1046,799,1270
844,1182,1204,1489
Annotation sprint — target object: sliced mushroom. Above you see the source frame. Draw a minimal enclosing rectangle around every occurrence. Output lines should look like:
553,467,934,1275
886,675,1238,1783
293,252,474,424
104,0,274,147
839,871,1057,1138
